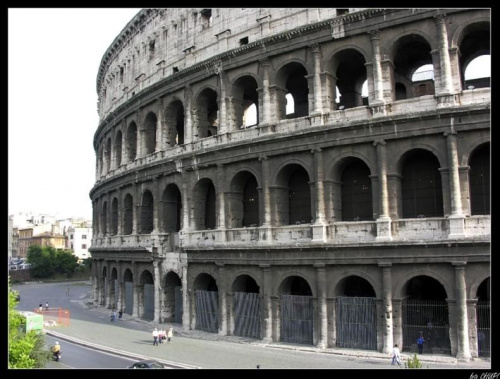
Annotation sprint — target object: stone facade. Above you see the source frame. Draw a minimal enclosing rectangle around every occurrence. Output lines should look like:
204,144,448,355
90,8,490,360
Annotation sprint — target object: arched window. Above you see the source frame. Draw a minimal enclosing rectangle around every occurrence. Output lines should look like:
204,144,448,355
469,144,490,215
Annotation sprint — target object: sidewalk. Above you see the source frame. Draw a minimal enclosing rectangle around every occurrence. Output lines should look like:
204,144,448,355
45,294,491,369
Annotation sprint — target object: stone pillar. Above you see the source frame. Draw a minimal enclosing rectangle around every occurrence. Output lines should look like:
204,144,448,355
271,295,280,342
379,263,394,353
217,164,227,242
184,86,193,144
153,260,161,323
259,59,272,125
435,14,454,95
227,293,235,336
312,149,327,241
369,30,384,104
374,140,392,241
261,264,273,342
452,261,471,361
155,99,163,152
310,44,323,115
182,265,191,330
218,264,228,335
132,262,139,318
392,298,403,349
445,132,465,238
217,63,228,135
315,264,327,349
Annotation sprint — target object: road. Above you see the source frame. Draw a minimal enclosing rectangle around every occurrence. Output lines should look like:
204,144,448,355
11,280,492,371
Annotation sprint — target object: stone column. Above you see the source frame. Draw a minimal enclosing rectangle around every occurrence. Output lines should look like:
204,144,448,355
271,295,280,342
259,59,272,125
310,44,323,115
153,260,161,323
182,265,191,330
312,149,327,241
132,261,139,318
435,13,454,95
374,140,392,241
184,86,193,144
445,132,465,238
227,292,235,335
218,264,228,336
379,262,394,353
452,261,471,361
369,30,384,104
261,264,273,342
216,62,228,135
315,264,327,349
259,155,273,244
217,164,227,242
155,98,163,152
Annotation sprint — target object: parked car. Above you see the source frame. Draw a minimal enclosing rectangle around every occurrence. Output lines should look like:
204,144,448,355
127,360,165,369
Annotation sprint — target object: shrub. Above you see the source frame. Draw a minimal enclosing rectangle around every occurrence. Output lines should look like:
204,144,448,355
404,354,423,369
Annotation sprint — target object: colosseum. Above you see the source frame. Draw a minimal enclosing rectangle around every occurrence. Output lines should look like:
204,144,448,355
89,8,490,360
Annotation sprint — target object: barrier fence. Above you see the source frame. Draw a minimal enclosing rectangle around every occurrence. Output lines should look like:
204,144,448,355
34,307,70,328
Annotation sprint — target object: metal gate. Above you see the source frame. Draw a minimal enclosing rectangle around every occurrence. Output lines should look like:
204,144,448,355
336,296,377,350
195,290,218,333
114,280,119,308
477,301,490,357
402,299,451,355
143,283,154,321
280,295,313,345
174,286,183,324
233,292,261,339
124,281,133,315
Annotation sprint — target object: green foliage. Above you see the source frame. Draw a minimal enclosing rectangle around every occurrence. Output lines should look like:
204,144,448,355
404,354,423,369
8,277,51,368
27,245,79,279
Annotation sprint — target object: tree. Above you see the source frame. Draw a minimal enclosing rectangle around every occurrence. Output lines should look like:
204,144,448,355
8,278,51,368
55,249,79,277
27,245,79,279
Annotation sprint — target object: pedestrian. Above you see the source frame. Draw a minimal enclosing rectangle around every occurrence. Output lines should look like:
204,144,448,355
39,303,43,313
118,310,123,319
417,333,425,354
152,328,159,346
110,310,116,322
158,328,164,344
45,302,49,311
66,287,70,296
167,325,173,344
391,344,402,366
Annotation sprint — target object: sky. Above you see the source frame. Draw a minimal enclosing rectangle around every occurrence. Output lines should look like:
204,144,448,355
8,8,490,221
9,8,142,220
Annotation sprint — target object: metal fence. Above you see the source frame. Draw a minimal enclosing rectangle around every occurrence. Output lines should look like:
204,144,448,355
143,283,155,320
195,290,219,333
402,299,451,355
477,301,490,357
233,292,261,339
280,295,314,345
124,281,133,315
335,296,377,350
174,286,183,324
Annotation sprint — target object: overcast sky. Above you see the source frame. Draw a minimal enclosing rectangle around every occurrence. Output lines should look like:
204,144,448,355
8,8,141,220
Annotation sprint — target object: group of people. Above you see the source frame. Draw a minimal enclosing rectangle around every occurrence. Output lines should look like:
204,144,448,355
110,310,123,322
152,326,173,346
391,332,426,366
38,302,49,312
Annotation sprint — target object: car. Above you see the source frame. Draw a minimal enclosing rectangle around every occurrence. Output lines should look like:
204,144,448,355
127,360,165,369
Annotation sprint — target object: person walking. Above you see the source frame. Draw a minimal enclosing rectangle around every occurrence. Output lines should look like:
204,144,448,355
45,302,49,311
391,344,402,366
167,325,173,344
110,310,116,322
417,333,425,354
152,328,159,346
39,303,43,313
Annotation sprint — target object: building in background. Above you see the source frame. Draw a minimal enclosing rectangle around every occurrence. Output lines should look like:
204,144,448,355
89,8,490,361
67,225,92,262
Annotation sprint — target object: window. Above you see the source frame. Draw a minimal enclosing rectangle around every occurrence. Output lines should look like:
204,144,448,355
82,235,87,239
201,9,212,28
70,234,74,239
82,244,87,249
